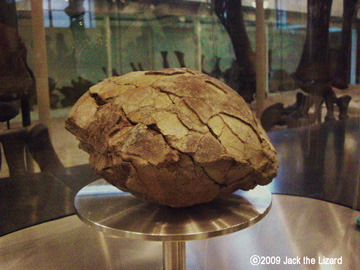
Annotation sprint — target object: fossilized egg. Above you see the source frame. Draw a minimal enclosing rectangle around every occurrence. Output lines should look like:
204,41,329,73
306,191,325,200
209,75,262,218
65,68,278,207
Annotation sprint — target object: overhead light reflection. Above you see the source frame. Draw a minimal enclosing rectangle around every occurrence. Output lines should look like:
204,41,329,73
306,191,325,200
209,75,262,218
252,1,269,9
78,184,125,196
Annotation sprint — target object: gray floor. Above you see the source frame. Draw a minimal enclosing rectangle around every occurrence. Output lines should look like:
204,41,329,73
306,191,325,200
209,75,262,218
1,194,359,270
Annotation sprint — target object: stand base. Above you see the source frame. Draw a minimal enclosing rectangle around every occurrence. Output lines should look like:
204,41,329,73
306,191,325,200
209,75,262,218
74,180,272,269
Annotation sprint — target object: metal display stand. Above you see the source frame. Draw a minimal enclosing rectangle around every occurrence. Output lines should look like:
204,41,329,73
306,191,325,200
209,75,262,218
75,179,272,270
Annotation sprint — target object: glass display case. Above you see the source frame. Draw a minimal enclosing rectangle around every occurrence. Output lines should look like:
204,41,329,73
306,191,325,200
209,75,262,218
8,1,360,126
0,0,359,269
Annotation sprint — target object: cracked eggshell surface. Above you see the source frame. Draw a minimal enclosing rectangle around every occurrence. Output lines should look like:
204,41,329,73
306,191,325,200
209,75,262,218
65,68,279,207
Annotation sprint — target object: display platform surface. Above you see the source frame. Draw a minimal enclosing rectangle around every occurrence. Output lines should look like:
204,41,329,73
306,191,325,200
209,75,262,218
1,194,359,270
268,117,360,210
75,179,272,241
0,164,99,236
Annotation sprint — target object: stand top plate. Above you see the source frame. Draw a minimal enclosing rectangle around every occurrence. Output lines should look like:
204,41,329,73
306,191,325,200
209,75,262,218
75,179,272,241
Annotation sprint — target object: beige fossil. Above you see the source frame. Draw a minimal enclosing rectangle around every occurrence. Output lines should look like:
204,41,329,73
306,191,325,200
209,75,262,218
66,68,278,207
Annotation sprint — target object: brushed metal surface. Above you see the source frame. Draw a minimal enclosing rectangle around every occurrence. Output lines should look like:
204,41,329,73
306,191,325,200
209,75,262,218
74,179,272,241
1,195,359,270
163,241,186,270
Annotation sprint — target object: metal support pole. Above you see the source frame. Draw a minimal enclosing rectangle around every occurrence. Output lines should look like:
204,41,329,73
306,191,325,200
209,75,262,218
105,15,112,77
163,241,186,270
255,0,266,119
30,0,51,126
195,18,202,72
350,29,357,84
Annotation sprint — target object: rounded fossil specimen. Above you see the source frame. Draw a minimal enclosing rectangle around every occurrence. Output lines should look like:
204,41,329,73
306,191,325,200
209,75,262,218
65,68,278,207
